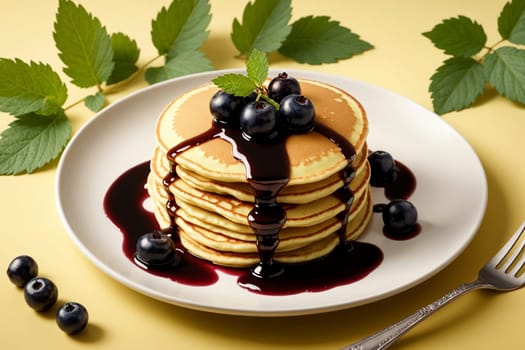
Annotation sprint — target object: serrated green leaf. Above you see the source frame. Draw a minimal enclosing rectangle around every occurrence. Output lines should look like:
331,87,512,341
429,57,486,115
151,0,211,57
279,16,373,64
0,112,71,175
145,51,214,84
422,15,487,57
84,91,106,112
107,32,140,85
0,59,67,116
484,46,525,104
246,49,268,86
212,74,257,97
53,0,114,87
498,0,525,44
231,0,292,55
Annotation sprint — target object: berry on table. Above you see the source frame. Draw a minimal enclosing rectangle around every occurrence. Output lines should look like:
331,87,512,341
6,255,38,288
56,302,89,334
135,230,181,269
24,277,58,312
268,72,301,103
279,94,315,133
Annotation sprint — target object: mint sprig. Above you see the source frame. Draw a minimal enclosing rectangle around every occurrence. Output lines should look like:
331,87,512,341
424,0,525,114
212,49,279,109
231,0,373,63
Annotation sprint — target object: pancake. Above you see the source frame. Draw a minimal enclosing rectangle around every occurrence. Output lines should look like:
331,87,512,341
176,188,373,267
149,141,369,204
147,77,372,269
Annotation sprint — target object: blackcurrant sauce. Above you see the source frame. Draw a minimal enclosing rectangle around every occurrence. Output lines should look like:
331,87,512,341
384,160,416,200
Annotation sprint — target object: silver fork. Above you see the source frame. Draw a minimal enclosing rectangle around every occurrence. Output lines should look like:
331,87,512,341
341,221,525,350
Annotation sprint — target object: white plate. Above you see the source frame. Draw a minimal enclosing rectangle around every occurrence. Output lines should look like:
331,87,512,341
55,69,487,316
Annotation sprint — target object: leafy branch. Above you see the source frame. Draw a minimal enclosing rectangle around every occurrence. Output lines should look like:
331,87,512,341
423,0,525,115
0,0,373,175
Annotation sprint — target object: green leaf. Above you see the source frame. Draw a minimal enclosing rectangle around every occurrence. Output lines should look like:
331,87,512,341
278,16,373,64
151,0,211,57
0,112,71,175
484,46,525,104
422,15,487,57
246,49,268,86
429,56,486,115
144,51,214,84
231,0,292,55
498,0,525,44
0,59,67,116
85,91,106,112
53,0,114,87
107,32,140,85
211,73,258,97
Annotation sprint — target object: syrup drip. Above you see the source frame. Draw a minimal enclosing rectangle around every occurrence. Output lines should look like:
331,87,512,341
315,123,357,245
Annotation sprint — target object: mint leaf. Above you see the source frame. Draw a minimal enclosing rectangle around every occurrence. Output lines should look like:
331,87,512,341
422,15,487,57
0,59,67,116
151,0,211,57
246,49,268,86
85,91,106,112
484,46,525,104
144,51,213,84
212,74,257,97
498,0,525,44
278,16,373,64
107,32,140,85
54,0,114,87
0,112,71,175
231,0,292,55
429,57,486,115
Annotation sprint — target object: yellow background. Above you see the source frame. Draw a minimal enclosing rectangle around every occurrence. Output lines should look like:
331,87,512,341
1,0,524,349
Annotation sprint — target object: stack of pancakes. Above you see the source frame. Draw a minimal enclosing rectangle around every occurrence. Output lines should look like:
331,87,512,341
147,79,372,268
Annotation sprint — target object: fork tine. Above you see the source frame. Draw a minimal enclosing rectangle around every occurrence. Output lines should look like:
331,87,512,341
503,238,525,276
492,221,525,271
509,260,525,279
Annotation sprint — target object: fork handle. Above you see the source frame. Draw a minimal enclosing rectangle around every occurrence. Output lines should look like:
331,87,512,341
341,279,487,350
